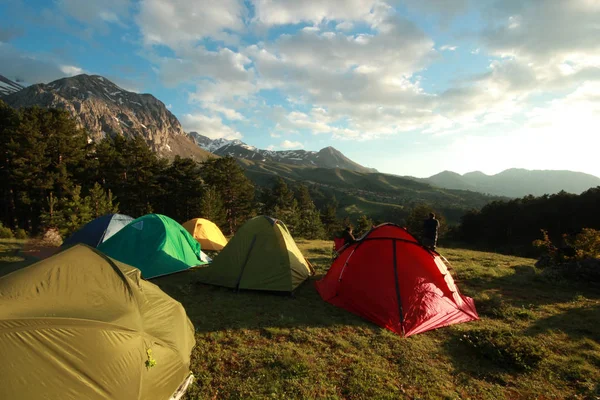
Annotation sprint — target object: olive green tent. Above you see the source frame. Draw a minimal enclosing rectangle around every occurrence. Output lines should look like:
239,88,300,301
195,216,314,292
0,244,195,400
98,214,208,279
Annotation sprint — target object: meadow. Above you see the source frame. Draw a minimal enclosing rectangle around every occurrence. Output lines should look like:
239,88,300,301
1,239,598,399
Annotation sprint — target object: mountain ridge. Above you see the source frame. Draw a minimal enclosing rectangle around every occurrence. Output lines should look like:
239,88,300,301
0,74,24,97
189,132,377,174
420,168,600,197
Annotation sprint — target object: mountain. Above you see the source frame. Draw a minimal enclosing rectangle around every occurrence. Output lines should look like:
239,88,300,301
0,74,24,97
237,158,502,224
190,132,377,173
421,168,600,197
2,74,213,161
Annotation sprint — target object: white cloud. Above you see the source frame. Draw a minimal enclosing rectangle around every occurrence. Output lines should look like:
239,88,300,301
205,103,246,120
270,132,281,138
136,0,245,47
266,145,276,150
166,104,173,110
280,140,304,149
335,21,354,31
179,113,243,139
440,45,457,51
154,47,252,87
60,65,85,76
57,0,131,31
251,0,381,27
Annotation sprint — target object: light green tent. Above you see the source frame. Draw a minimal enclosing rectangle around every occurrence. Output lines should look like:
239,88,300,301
0,244,195,400
98,214,207,279
195,216,314,292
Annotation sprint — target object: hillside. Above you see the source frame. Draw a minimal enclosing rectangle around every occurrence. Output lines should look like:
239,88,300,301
421,168,600,197
0,74,24,97
2,239,598,399
238,158,503,224
190,132,377,173
2,74,213,161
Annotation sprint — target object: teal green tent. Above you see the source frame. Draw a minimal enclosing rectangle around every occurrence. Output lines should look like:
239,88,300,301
98,214,207,279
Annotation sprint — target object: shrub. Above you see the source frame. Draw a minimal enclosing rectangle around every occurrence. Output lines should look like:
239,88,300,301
14,228,28,239
459,328,547,371
0,223,14,239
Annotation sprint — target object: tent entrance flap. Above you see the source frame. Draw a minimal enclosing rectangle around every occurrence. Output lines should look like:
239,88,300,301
236,234,257,291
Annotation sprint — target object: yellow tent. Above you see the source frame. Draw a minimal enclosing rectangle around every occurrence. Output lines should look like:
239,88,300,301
182,218,228,251
0,245,195,400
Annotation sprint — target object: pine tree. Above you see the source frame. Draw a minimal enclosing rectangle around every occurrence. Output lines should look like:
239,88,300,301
356,214,373,237
295,184,325,239
200,185,226,228
88,183,119,218
0,101,20,229
59,185,93,237
320,196,341,239
40,192,64,231
201,156,255,235
163,156,204,222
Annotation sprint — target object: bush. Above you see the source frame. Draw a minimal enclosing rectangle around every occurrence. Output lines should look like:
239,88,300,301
14,228,28,239
0,223,14,239
459,328,547,371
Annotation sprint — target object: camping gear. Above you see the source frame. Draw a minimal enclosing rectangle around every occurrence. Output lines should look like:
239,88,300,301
98,214,207,279
195,216,314,292
182,218,228,251
0,245,195,400
316,223,479,337
62,213,134,248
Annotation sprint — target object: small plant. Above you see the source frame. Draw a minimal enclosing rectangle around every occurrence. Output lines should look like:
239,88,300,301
0,223,14,239
459,328,546,371
14,228,28,240
145,348,156,369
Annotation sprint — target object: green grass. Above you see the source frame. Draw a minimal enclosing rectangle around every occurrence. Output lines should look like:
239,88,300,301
1,239,599,399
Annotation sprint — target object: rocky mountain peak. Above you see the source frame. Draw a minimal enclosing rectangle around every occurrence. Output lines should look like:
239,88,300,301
2,74,213,161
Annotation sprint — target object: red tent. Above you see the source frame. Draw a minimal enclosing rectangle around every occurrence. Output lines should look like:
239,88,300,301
315,224,479,337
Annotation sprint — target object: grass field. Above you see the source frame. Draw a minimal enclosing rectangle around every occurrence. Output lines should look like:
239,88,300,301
1,239,599,399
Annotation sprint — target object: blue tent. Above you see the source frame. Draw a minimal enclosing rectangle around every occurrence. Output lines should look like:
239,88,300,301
62,214,134,248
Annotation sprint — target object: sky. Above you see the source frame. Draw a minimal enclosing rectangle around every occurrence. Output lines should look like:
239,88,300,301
0,0,599,178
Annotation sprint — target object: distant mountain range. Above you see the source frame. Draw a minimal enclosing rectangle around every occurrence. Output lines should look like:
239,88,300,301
189,132,377,174
2,73,597,202
1,74,213,161
418,169,600,197
0,74,24,96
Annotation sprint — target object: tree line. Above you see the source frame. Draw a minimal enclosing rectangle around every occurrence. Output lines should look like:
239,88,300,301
458,189,600,255
0,102,376,239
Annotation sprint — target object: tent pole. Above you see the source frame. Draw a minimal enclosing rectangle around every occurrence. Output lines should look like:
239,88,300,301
392,239,405,335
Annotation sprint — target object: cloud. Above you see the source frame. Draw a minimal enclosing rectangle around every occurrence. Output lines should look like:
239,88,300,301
56,0,131,32
280,140,304,149
136,0,245,47
251,0,381,27
180,113,243,139
60,65,85,76
440,45,457,51
270,132,281,138
0,27,24,42
482,1,600,63
154,47,252,87
266,145,276,150
335,21,354,31
0,43,79,84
